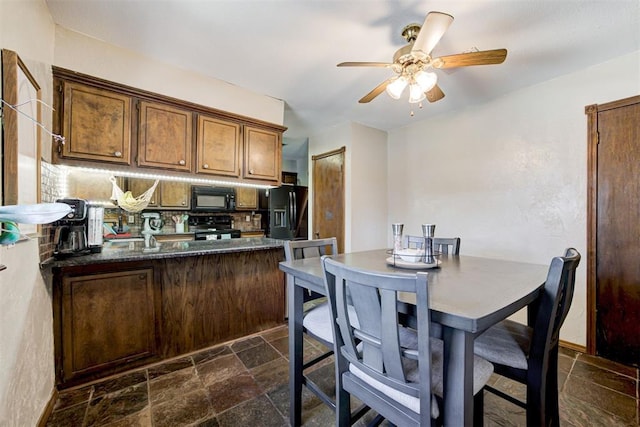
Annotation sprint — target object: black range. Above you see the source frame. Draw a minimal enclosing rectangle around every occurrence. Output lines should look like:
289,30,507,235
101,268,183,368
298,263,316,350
188,215,241,240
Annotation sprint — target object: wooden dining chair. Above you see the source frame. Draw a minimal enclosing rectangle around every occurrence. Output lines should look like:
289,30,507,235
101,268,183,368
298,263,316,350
474,247,581,426
321,256,494,426
284,238,367,421
403,235,461,255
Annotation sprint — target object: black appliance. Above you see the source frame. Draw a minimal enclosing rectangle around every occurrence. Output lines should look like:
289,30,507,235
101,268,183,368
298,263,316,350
191,186,236,212
53,198,90,258
268,185,308,240
188,215,241,240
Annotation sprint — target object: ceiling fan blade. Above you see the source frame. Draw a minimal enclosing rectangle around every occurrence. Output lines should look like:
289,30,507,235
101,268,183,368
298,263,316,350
433,49,507,69
412,11,454,55
359,77,395,103
425,84,445,103
337,62,393,68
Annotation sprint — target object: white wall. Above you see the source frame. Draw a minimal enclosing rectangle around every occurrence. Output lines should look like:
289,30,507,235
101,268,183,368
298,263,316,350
387,50,640,346
0,1,56,425
54,26,284,126
309,122,387,253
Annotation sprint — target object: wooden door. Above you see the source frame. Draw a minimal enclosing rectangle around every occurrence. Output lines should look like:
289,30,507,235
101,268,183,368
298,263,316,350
236,187,258,210
160,181,190,209
61,82,132,164
243,126,281,182
138,101,192,171
128,178,158,207
587,95,640,366
312,147,345,253
196,115,241,177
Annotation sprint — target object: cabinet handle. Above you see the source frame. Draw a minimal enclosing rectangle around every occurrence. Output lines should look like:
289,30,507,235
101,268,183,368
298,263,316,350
203,164,209,169
114,151,122,157
249,169,254,174
179,159,186,166
138,274,146,280
181,201,186,205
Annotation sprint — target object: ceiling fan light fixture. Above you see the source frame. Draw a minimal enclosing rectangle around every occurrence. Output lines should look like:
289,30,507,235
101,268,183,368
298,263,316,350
385,76,408,99
408,83,426,103
414,70,438,92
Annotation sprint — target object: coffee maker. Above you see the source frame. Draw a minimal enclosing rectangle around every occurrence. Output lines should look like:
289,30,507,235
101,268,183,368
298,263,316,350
53,199,103,258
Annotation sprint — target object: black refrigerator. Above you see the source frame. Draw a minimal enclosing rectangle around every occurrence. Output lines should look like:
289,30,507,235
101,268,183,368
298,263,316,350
268,185,308,240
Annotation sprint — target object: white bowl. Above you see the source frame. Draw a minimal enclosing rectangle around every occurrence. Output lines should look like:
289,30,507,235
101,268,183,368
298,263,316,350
395,248,424,263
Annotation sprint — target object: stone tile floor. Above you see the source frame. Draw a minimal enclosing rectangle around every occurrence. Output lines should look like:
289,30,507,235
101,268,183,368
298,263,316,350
45,324,639,426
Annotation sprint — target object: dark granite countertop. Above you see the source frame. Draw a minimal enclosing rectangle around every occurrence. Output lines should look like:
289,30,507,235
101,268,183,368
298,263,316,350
43,237,285,268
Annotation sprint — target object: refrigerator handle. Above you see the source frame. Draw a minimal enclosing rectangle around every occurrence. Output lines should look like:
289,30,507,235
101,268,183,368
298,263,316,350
292,191,297,232
288,192,293,231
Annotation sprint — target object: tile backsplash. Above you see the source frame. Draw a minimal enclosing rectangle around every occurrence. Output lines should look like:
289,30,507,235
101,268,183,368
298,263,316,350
39,162,65,262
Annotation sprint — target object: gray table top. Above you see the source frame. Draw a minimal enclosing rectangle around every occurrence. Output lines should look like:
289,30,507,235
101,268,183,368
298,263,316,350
280,249,548,333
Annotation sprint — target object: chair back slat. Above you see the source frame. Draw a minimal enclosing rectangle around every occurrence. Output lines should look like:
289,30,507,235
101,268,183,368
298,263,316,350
403,235,461,255
433,237,461,255
322,256,432,402
284,237,338,262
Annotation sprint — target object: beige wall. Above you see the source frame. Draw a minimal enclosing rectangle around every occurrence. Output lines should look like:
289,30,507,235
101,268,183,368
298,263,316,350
53,26,284,126
0,1,56,425
387,50,640,347
309,122,388,253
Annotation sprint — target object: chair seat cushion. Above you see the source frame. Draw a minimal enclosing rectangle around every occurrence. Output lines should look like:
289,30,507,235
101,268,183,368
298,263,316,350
474,319,532,370
303,303,359,345
349,332,493,418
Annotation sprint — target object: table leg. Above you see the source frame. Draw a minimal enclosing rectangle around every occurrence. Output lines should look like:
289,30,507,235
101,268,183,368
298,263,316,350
288,278,304,427
443,327,475,426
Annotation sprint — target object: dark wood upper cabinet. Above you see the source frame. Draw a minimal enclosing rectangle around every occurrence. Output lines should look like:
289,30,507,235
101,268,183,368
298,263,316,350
196,115,242,177
159,181,190,209
52,67,286,185
138,101,192,172
243,126,281,182
60,81,132,164
236,187,258,210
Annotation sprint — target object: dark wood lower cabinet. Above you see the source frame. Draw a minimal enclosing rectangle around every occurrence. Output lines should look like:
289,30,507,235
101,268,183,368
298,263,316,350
60,268,158,384
52,248,285,388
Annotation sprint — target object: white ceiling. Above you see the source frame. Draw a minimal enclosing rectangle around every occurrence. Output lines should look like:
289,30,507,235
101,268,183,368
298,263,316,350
45,1,640,159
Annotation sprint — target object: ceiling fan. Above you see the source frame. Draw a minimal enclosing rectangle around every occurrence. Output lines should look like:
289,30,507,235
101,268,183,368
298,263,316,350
338,11,507,104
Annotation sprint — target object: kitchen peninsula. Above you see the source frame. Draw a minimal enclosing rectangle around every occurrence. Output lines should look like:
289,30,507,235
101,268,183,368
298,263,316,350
44,237,285,388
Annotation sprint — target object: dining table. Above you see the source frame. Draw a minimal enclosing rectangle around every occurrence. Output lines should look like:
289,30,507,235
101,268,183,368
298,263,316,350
280,249,549,427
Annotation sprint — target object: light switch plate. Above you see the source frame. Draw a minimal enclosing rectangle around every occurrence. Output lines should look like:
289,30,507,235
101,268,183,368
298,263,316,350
128,215,135,223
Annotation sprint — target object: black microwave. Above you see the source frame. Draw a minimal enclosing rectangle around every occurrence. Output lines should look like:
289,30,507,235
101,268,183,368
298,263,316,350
191,186,236,212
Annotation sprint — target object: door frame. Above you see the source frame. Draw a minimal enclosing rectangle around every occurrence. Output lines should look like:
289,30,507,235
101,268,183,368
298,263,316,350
585,95,640,355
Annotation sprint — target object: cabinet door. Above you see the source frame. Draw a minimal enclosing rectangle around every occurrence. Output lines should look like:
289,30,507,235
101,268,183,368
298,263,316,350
128,178,158,207
197,115,241,177
236,187,257,210
61,269,156,382
243,126,281,182
159,181,190,209
61,82,132,164
138,101,192,171
66,172,121,204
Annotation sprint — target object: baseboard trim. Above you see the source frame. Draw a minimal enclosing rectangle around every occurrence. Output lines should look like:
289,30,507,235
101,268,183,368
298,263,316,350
560,339,587,354
37,387,58,427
